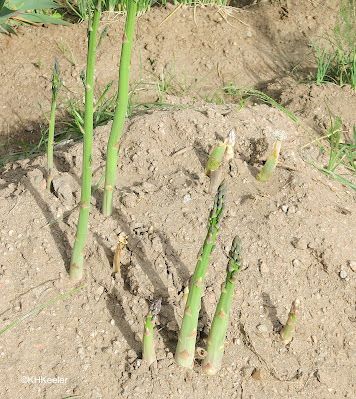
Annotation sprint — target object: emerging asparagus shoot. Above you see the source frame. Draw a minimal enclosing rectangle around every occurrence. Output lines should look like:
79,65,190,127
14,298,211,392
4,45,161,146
47,58,62,191
70,0,101,281
280,298,300,345
202,236,243,375
142,298,162,367
206,130,235,193
256,139,282,182
102,0,138,216
175,181,226,369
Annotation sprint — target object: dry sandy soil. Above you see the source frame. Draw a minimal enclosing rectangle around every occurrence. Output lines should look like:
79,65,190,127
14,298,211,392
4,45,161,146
0,1,356,399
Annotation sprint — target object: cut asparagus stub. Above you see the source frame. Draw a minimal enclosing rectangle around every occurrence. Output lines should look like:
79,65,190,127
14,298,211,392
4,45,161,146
206,142,226,175
280,298,300,345
175,181,226,369
142,298,162,367
224,129,236,162
256,139,282,182
202,236,243,375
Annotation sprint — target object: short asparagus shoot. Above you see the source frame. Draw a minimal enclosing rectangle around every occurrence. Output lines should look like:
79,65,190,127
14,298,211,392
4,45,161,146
280,298,300,345
70,0,101,281
202,236,243,375
256,139,282,182
206,130,235,193
102,0,138,216
47,58,62,191
175,181,226,369
143,298,162,367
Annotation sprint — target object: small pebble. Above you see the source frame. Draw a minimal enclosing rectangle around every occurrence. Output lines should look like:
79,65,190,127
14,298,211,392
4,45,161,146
292,259,301,267
183,194,191,203
281,205,289,213
110,319,115,326
339,270,347,279
257,324,268,333
252,368,267,381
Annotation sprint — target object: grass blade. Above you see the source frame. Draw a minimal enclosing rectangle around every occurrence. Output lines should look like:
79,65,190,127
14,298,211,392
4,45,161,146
0,285,84,336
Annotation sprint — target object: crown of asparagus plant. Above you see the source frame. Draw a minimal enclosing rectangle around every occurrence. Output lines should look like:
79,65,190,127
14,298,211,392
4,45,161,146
256,139,282,182
69,0,102,281
202,236,243,375
280,298,300,345
175,181,226,369
142,298,162,367
102,0,138,216
46,58,62,191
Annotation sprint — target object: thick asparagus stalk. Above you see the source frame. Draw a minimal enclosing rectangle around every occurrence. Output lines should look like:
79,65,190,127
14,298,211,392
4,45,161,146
102,0,138,216
142,298,162,367
69,0,101,281
280,298,300,345
202,236,243,375
47,58,62,191
175,181,226,369
256,139,282,182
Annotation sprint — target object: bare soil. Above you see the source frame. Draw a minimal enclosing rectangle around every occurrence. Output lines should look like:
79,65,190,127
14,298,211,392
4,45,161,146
0,1,355,399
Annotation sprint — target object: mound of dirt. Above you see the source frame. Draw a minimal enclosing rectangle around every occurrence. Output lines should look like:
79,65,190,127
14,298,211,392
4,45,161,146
0,98,355,398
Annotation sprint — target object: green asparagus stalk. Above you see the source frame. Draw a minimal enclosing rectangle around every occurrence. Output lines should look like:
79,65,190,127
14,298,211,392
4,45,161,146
102,0,138,216
202,236,243,375
175,181,226,369
47,58,62,191
280,298,300,345
142,298,162,367
256,139,282,182
69,0,101,281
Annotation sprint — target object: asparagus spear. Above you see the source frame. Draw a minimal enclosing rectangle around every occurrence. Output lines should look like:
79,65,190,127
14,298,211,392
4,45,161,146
206,130,235,193
256,139,282,182
175,181,226,369
280,298,300,345
47,58,62,191
70,0,101,281
142,298,162,367
102,0,138,216
202,236,243,375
